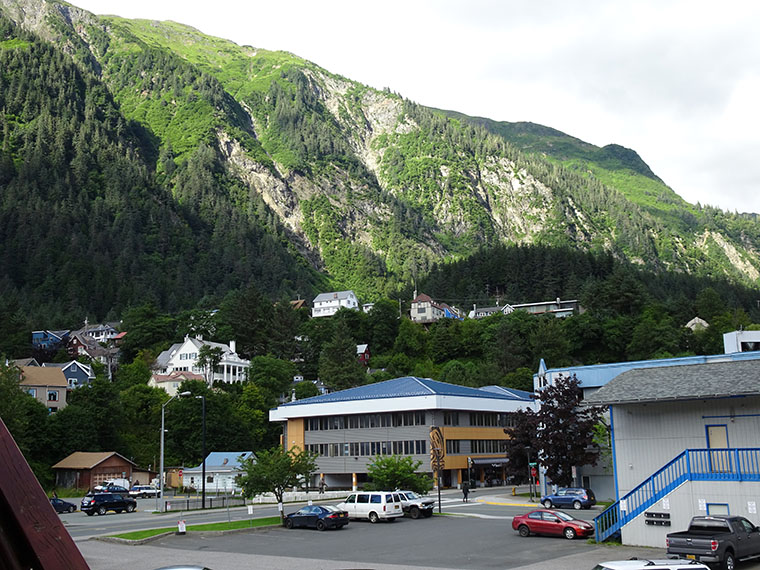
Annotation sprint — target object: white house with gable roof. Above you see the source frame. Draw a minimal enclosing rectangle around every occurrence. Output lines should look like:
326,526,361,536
154,336,249,385
311,291,359,318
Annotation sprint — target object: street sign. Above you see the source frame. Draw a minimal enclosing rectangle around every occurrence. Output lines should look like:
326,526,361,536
530,467,538,478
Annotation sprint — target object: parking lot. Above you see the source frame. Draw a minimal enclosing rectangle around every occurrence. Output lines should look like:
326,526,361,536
80,511,676,570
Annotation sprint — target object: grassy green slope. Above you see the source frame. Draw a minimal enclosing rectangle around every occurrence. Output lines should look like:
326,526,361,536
440,111,696,228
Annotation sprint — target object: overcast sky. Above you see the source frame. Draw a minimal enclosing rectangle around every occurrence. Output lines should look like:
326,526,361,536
72,0,760,214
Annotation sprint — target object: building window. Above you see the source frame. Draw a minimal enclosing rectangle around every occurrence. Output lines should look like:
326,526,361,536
206,476,214,483
26,388,37,397
470,439,508,454
446,440,461,454
444,411,459,426
47,390,59,401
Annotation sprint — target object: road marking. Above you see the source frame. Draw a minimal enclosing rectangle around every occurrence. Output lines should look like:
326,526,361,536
475,499,536,507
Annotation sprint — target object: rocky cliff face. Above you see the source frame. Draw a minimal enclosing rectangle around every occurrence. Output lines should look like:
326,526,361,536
3,0,759,293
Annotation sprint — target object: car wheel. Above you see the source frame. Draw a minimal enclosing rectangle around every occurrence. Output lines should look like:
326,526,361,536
722,551,735,570
86,511,94,516
518,525,530,537
410,506,421,519
543,500,553,509
126,504,135,513
368,511,379,523
97,506,106,516
316,520,326,531
284,518,293,529
564,527,576,540
572,500,582,510
68,506,75,513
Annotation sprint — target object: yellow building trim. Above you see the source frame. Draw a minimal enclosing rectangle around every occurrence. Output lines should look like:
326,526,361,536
287,418,305,452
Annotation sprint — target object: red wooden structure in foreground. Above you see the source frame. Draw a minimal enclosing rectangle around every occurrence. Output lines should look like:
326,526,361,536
0,417,90,569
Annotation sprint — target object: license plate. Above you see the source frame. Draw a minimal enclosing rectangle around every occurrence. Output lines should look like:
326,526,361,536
686,555,696,560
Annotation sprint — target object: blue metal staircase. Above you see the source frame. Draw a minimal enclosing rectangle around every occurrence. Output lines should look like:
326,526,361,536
594,448,760,542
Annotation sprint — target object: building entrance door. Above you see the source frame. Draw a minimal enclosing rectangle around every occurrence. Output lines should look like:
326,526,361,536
707,424,730,473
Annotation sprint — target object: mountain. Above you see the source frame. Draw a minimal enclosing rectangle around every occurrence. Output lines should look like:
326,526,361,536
0,0,758,324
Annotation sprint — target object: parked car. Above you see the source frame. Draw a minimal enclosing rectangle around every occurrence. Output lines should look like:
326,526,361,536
666,515,760,570
129,485,161,498
592,559,710,570
81,492,137,516
511,509,594,540
541,487,596,510
396,490,435,519
337,491,404,523
283,505,349,530
50,497,77,514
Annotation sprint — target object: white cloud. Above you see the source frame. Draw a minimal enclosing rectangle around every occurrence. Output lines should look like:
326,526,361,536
72,0,760,213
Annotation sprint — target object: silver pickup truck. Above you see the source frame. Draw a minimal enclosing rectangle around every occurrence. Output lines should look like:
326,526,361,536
666,515,760,570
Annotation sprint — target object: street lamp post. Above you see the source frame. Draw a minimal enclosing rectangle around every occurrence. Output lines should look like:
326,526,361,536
525,446,533,502
196,395,206,509
159,391,191,513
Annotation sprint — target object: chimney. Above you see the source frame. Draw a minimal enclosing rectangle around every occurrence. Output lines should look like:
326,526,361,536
230,340,236,354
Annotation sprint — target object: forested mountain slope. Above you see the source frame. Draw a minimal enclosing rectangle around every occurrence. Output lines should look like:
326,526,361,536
1,0,759,326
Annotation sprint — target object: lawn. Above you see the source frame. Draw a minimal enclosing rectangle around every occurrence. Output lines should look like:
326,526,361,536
109,516,282,540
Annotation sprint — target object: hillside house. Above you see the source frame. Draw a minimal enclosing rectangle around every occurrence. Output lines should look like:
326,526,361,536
148,370,205,396
468,298,581,319
42,361,94,389
356,344,370,366
311,291,359,318
154,336,249,385
410,293,463,324
19,366,68,413
31,330,70,351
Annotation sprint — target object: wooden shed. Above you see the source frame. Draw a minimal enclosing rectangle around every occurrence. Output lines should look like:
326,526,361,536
52,451,137,490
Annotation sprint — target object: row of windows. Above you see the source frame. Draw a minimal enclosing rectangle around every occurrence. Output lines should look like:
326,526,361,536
26,388,59,401
470,439,508,454
179,352,197,360
306,440,428,457
305,411,427,431
469,412,517,428
444,439,508,454
444,411,517,427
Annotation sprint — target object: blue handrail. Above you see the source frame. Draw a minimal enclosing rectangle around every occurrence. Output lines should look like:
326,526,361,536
594,448,760,542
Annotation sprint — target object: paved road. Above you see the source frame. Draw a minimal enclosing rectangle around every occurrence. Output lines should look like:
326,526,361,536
72,489,760,570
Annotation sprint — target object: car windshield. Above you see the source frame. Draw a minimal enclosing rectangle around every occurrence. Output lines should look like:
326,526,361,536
555,511,578,522
404,491,419,499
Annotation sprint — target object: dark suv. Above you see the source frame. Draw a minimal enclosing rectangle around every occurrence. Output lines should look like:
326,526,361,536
81,493,137,516
541,487,596,510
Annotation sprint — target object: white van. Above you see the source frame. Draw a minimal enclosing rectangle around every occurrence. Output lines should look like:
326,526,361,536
337,491,404,523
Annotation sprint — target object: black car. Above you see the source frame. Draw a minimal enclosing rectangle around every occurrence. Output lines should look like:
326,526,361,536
284,505,349,530
50,497,77,514
81,492,137,516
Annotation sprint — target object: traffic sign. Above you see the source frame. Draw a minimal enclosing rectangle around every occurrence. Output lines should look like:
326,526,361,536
530,467,538,478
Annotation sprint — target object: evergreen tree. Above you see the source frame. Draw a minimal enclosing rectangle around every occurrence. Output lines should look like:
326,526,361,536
319,320,366,391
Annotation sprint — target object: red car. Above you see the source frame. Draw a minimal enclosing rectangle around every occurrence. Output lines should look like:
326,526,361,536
512,509,594,540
